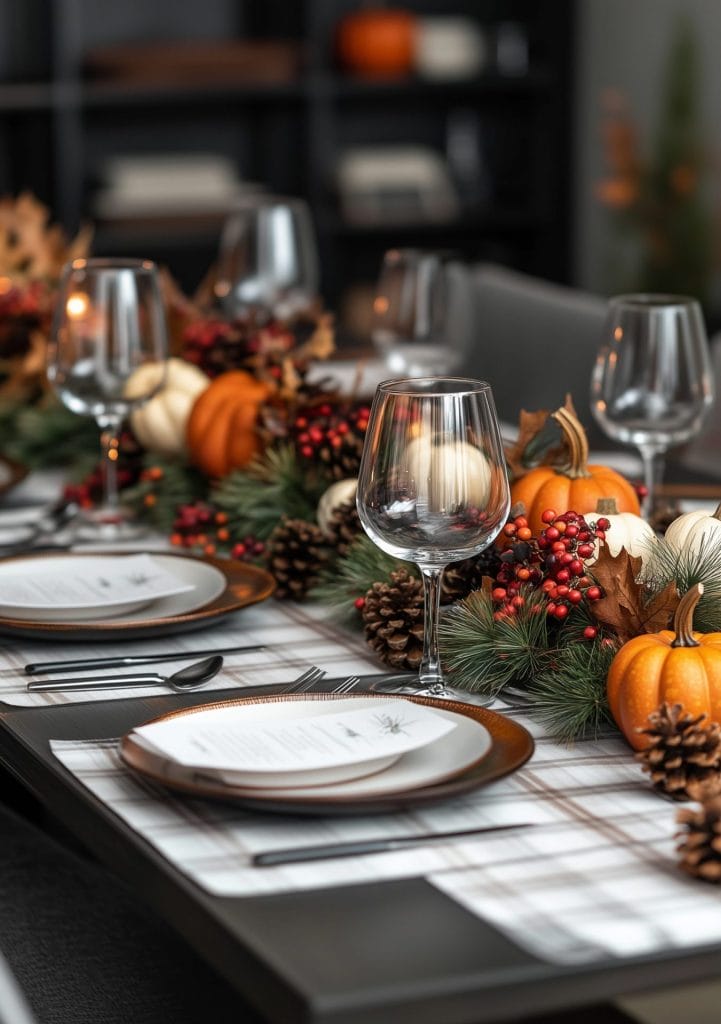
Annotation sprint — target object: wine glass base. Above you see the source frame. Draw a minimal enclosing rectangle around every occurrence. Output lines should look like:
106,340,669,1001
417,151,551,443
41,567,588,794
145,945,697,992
369,675,494,706
73,508,148,543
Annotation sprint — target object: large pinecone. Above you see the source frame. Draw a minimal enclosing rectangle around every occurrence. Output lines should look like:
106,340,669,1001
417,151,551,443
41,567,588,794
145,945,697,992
362,569,424,671
325,499,362,557
636,702,721,800
266,517,327,600
441,548,501,605
677,794,721,882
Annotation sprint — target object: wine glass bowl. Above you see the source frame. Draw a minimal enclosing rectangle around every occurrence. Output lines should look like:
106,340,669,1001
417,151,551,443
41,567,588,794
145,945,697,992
372,248,459,377
47,258,168,538
357,377,510,701
214,195,319,321
590,294,714,517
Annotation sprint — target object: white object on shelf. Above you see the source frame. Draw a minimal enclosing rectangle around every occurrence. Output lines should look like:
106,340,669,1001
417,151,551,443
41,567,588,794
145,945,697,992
415,17,488,80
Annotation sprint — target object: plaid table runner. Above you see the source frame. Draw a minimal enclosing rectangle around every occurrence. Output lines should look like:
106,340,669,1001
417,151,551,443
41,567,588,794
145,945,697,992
0,602,385,706
50,701,721,965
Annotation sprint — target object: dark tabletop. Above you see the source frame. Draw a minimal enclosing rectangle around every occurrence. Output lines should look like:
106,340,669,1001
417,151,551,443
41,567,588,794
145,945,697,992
1,688,720,1024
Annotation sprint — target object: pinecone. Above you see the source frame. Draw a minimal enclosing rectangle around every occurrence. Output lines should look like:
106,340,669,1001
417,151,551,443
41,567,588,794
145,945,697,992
266,517,327,600
636,702,721,800
441,548,501,605
325,499,362,557
677,794,721,882
362,569,424,671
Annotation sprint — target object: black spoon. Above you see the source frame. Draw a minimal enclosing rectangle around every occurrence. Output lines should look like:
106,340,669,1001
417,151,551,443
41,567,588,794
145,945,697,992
27,655,224,693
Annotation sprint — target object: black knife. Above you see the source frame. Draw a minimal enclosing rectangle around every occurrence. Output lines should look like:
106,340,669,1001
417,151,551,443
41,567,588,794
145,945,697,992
252,822,535,866
25,644,265,675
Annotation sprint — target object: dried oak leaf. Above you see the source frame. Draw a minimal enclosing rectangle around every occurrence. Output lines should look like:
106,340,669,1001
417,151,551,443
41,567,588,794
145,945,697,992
504,394,578,481
591,545,679,644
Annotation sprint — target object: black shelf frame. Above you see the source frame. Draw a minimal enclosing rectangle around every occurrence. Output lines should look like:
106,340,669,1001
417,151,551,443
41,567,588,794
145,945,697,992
0,0,576,299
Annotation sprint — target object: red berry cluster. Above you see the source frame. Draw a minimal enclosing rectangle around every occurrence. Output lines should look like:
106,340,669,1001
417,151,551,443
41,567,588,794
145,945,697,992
292,403,370,461
181,315,294,379
62,431,142,508
490,508,605,632
170,501,265,562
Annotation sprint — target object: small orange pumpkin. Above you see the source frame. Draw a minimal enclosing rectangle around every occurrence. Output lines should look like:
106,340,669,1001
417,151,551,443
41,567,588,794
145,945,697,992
607,584,721,750
336,8,416,78
186,370,273,478
511,406,640,534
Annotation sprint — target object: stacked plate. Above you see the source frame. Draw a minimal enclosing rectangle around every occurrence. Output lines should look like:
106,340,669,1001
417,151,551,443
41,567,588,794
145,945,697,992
0,551,275,640
120,692,535,814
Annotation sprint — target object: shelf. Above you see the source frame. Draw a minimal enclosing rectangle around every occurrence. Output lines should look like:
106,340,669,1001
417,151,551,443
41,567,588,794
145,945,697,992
0,82,54,112
319,210,549,237
81,78,305,109
312,69,553,102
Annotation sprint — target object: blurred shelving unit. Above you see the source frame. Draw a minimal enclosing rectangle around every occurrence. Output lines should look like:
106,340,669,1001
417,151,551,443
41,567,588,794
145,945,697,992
0,0,574,306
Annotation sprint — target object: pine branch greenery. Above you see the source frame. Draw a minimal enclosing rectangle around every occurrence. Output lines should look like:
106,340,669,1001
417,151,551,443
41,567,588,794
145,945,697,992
439,589,553,697
0,398,98,467
642,534,721,631
311,535,417,620
526,639,618,744
123,456,208,532
211,445,327,540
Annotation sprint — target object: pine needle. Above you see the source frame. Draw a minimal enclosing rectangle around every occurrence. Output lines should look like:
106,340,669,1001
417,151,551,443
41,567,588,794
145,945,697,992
439,590,552,696
526,639,617,743
212,445,327,539
310,535,415,620
643,534,721,631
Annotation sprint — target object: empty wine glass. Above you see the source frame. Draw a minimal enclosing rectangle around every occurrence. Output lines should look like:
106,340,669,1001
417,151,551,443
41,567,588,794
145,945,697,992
47,258,168,539
372,249,460,377
214,195,319,321
590,294,714,518
357,377,510,703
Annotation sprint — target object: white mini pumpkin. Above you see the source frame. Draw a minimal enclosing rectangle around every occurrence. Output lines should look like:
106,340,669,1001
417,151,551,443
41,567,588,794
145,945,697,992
664,502,721,556
317,478,357,537
126,358,210,458
584,498,655,562
405,436,491,511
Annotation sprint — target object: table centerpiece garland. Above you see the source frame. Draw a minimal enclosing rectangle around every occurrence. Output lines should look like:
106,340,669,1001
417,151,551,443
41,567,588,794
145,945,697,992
5,197,721,882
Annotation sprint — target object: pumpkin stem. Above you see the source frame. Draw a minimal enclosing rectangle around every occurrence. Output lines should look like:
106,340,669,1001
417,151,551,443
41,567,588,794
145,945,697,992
595,498,619,516
672,583,704,648
713,501,721,521
551,406,590,479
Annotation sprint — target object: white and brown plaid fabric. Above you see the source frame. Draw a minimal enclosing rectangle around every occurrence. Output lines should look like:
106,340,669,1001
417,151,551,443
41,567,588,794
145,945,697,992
50,696,721,965
0,602,385,706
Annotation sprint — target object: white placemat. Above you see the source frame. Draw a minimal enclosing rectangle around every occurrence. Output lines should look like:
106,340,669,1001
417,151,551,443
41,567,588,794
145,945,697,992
50,700,721,964
0,602,384,706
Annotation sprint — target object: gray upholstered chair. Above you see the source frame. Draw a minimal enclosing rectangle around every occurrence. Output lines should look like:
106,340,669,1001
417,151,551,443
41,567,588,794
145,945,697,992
0,950,37,1024
447,262,610,448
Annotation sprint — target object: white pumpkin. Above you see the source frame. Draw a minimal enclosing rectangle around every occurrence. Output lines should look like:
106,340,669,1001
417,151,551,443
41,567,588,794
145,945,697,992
317,478,357,537
584,499,655,562
405,436,491,511
664,502,721,556
126,358,210,457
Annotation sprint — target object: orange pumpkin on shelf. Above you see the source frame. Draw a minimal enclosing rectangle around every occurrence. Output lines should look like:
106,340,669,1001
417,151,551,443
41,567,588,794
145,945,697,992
510,406,640,534
336,7,416,78
607,584,721,750
186,370,273,478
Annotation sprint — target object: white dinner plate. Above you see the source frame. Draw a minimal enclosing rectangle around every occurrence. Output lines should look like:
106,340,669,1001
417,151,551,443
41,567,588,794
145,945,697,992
124,695,493,800
0,553,226,625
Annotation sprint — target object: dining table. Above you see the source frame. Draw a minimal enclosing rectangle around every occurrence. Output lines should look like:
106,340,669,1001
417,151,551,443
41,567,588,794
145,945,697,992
2,472,721,1024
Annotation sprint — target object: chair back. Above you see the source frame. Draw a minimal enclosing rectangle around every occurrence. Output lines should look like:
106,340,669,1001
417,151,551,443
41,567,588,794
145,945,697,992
0,951,37,1024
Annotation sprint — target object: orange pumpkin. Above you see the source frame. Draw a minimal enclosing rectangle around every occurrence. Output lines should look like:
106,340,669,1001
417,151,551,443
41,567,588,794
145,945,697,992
511,406,640,534
607,584,721,750
336,8,416,78
186,370,273,478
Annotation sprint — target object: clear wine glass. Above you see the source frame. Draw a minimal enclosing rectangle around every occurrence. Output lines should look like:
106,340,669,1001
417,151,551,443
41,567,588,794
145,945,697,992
47,258,168,539
372,248,460,377
214,194,319,321
590,294,714,518
357,377,510,703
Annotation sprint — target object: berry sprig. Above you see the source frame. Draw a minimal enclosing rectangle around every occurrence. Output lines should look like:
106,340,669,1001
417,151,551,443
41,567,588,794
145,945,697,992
169,500,265,562
291,401,370,479
490,508,605,629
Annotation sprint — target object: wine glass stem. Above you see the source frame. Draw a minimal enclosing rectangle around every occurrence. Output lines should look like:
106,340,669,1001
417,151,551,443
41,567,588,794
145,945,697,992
97,413,123,514
419,565,445,687
639,446,664,519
